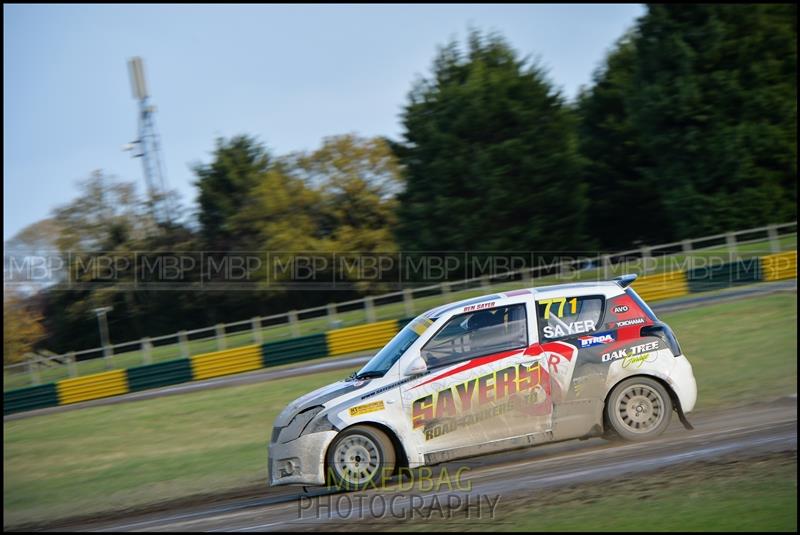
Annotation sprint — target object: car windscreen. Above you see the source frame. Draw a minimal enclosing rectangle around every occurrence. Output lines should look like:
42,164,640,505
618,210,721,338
355,315,434,378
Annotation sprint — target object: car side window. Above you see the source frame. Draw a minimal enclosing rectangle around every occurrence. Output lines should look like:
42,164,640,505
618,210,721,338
421,304,528,369
536,295,604,340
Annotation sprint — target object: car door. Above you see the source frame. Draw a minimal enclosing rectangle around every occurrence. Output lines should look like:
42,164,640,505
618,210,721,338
533,293,609,439
400,298,552,458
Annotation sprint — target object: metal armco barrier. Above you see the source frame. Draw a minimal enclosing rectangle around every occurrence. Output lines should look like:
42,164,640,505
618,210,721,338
631,270,689,302
57,370,128,405
4,250,797,416
687,258,762,293
191,345,262,380
3,384,59,415
762,251,797,281
262,334,328,367
326,320,401,356
127,358,193,392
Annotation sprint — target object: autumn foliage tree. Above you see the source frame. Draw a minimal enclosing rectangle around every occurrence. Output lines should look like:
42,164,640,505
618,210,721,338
3,290,45,364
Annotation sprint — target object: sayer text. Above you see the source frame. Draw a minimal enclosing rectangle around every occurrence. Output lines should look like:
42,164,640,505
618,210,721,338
543,320,595,339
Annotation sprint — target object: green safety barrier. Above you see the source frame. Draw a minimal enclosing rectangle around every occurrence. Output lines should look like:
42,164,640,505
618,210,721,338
126,358,193,392
262,333,329,367
687,258,762,293
3,383,60,415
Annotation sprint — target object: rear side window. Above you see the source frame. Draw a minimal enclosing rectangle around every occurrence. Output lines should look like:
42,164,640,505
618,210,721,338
421,304,528,369
537,295,604,340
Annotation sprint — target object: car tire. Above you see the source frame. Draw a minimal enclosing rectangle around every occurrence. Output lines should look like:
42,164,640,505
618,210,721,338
605,377,672,442
326,425,396,490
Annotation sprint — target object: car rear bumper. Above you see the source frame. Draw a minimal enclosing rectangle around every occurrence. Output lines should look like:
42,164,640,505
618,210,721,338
668,355,697,413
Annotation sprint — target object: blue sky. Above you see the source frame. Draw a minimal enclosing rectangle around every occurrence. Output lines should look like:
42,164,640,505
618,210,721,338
3,4,645,241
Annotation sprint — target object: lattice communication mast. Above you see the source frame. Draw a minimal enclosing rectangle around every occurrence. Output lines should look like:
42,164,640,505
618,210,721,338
125,56,172,226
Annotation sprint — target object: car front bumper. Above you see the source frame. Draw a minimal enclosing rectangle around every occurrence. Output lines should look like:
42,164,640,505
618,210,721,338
268,430,338,487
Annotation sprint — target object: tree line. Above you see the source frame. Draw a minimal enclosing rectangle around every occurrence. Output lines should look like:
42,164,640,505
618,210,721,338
4,4,796,361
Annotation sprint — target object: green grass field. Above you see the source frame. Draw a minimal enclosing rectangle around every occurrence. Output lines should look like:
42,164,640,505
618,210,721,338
3,292,797,527
5,235,795,390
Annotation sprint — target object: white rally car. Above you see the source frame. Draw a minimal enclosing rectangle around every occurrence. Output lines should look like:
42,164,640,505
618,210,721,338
269,275,697,488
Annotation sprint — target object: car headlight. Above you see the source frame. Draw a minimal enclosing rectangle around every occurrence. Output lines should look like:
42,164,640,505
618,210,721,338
273,405,325,444
303,412,335,435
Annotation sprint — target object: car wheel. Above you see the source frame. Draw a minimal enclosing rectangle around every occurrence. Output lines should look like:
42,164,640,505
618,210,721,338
326,425,396,490
605,377,672,442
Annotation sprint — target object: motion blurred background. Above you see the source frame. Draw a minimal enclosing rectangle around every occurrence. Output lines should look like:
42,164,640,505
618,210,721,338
4,3,795,362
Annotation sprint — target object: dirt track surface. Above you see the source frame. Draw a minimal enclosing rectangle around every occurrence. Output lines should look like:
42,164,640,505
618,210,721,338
17,397,796,532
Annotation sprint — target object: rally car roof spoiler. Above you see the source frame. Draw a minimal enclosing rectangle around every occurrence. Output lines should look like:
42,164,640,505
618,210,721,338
613,273,638,288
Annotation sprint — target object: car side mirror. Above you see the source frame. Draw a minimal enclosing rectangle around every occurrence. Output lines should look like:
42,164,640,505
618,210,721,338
402,355,428,377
